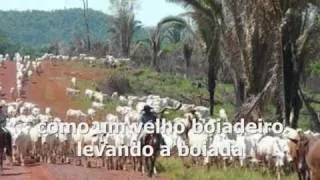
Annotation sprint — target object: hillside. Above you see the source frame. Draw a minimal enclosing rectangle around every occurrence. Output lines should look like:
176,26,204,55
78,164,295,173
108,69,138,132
0,8,146,49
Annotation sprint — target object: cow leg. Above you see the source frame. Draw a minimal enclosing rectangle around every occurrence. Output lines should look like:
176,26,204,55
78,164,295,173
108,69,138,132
82,156,88,168
152,156,157,175
276,167,281,180
47,151,51,164
103,157,107,169
132,157,136,171
122,156,127,171
5,154,12,166
108,157,112,169
111,157,115,169
20,153,25,166
142,157,146,175
0,150,3,175
223,159,227,170
39,153,43,163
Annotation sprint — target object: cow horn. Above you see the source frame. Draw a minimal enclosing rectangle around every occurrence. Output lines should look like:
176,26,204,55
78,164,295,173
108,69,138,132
158,103,182,116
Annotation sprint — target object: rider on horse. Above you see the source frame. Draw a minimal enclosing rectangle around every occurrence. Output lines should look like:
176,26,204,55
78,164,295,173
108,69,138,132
0,103,8,130
0,102,10,139
0,102,12,166
136,105,157,145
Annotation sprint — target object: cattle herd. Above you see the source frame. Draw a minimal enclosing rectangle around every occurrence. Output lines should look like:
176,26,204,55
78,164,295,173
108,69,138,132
0,52,319,180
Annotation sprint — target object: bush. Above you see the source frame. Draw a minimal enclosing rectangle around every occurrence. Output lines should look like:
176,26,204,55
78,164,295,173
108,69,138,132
99,72,132,95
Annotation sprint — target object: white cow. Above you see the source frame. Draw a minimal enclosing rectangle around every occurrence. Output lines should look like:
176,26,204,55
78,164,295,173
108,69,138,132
71,77,77,89
66,109,87,122
87,108,96,120
66,88,80,96
12,126,33,166
92,101,104,110
84,89,94,99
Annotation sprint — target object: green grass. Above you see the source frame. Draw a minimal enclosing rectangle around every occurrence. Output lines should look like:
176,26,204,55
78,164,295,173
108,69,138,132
69,78,126,119
163,110,186,120
156,158,298,180
104,98,123,114
128,68,208,99
70,79,95,110
107,67,234,108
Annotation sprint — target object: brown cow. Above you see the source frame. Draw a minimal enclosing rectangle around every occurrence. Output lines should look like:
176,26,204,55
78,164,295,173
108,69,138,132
289,132,320,180
306,136,320,180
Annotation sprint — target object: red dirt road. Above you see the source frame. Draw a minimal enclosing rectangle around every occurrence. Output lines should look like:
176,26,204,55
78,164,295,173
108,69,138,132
0,61,17,101
1,61,165,180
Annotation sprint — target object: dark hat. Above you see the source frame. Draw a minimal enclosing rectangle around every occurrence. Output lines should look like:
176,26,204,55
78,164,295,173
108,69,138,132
143,105,152,112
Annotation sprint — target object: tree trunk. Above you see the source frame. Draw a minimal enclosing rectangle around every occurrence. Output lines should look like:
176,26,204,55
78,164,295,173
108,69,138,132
208,63,216,116
235,78,246,108
185,56,190,78
207,39,219,116
299,88,320,132
82,0,91,51
152,47,158,71
283,41,294,126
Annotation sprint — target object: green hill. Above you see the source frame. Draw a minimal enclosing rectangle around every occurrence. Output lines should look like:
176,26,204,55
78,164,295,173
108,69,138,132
0,8,146,50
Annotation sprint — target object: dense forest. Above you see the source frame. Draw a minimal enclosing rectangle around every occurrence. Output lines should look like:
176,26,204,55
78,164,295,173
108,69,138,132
0,8,147,51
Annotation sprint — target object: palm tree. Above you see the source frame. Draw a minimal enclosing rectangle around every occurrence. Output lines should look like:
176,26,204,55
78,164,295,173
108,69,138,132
280,1,320,129
142,16,195,71
109,0,141,57
167,0,223,116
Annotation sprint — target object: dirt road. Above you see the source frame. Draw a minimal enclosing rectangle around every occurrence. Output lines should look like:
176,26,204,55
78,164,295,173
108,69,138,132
1,61,164,180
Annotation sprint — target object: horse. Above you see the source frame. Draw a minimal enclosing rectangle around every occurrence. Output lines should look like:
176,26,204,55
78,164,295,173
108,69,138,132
139,103,182,177
0,127,12,175
142,131,164,177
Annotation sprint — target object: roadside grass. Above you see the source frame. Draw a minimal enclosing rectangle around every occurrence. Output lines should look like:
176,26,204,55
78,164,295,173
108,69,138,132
156,158,297,180
68,78,121,121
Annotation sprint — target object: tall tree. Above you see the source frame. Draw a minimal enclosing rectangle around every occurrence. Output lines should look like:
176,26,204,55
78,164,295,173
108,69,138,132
280,2,320,129
141,16,193,71
223,0,284,122
168,0,223,116
165,17,197,77
223,0,320,126
82,0,91,51
109,0,141,57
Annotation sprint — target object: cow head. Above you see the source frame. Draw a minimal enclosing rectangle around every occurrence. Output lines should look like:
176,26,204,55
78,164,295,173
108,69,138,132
288,131,310,180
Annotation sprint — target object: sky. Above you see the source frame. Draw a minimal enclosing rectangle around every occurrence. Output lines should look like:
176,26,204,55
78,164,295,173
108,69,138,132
0,0,186,26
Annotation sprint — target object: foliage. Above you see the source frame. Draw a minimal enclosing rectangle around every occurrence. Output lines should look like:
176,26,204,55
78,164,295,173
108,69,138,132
0,9,146,50
0,34,18,54
310,61,320,75
167,0,224,116
108,0,142,57
140,16,196,70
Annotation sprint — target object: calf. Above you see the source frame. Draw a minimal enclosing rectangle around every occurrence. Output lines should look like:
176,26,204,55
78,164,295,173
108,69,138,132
66,88,80,96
